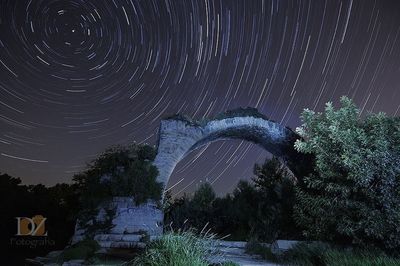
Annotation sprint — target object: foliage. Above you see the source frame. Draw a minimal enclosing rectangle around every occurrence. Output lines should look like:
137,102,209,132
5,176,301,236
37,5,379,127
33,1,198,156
322,248,400,266
192,182,217,209
281,242,400,266
72,144,162,236
212,107,270,122
130,231,215,266
55,240,100,263
281,242,330,266
245,239,277,262
165,158,299,242
252,157,298,241
294,96,400,251
165,183,216,233
73,144,161,206
164,113,200,126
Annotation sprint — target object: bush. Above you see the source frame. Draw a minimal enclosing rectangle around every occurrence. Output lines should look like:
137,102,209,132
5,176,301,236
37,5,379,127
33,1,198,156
294,96,400,251
245,240,277,262
281,242,330,266
56,240,100,263
130,231,214,266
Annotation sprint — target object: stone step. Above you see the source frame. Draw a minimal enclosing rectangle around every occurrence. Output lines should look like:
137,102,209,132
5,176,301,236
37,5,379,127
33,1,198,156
94,233,159,242
97,240,146,249
110,224,163,235
95,234,142,242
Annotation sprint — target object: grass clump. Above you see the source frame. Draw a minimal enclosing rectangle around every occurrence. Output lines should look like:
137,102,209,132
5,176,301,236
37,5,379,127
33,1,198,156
130,231,215,266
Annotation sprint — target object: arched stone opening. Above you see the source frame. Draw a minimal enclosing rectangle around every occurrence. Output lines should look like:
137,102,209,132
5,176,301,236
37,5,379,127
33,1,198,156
153,108,311,192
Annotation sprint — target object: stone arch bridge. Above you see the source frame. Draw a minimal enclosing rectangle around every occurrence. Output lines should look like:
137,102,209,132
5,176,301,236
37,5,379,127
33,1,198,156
153,108,310,190
72,108,311,249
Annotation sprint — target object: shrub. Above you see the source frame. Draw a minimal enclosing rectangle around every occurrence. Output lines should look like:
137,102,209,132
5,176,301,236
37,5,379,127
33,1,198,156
56,240,100,263
294,96,400,251
281,242,330,266
245,239,277,262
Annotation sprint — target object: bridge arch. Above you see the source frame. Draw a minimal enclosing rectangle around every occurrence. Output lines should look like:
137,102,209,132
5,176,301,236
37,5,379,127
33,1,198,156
153,108,309,190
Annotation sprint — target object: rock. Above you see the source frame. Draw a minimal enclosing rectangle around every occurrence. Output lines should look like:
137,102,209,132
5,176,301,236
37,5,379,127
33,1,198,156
270,240,300,254
61,259,84,266
207,240,278,266
25,258,47,265
45,250,63,258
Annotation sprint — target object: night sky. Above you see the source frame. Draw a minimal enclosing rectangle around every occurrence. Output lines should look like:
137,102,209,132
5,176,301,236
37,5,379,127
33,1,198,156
1,0,400,196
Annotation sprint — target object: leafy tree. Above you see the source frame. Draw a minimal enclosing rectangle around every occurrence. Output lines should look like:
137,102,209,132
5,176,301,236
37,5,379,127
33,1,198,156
231,180,260,240
294,96,400,251
165,183,216,232
72,144,162,236
253,157,298,241
73,144,162,207
192,183,216,210
165,159,300,242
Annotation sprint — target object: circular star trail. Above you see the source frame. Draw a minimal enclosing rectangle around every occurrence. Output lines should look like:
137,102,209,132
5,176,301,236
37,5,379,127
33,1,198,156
0,0,400,196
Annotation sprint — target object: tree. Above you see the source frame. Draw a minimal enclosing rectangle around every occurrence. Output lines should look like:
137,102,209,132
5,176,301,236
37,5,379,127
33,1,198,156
253,157,298,241
72,144,162,236
294,96,400,251
192,183,216,210
73,144,162,207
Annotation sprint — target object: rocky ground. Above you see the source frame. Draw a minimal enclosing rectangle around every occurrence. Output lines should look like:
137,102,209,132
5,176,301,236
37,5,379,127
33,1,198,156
27,240,288,266
207,241,280,266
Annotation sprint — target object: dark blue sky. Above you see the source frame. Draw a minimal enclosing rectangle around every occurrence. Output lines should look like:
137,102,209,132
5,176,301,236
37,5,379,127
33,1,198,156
0,0,399,196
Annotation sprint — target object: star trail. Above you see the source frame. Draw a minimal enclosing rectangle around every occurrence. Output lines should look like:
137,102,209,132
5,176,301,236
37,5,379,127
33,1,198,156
0,0,399,196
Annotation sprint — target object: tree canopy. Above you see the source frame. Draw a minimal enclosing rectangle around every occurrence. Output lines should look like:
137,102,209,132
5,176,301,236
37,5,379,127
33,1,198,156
294,96,400,251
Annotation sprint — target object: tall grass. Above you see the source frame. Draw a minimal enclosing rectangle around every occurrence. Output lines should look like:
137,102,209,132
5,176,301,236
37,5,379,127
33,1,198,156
129,231,215,266
323,249,400,266
281,242,400,266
